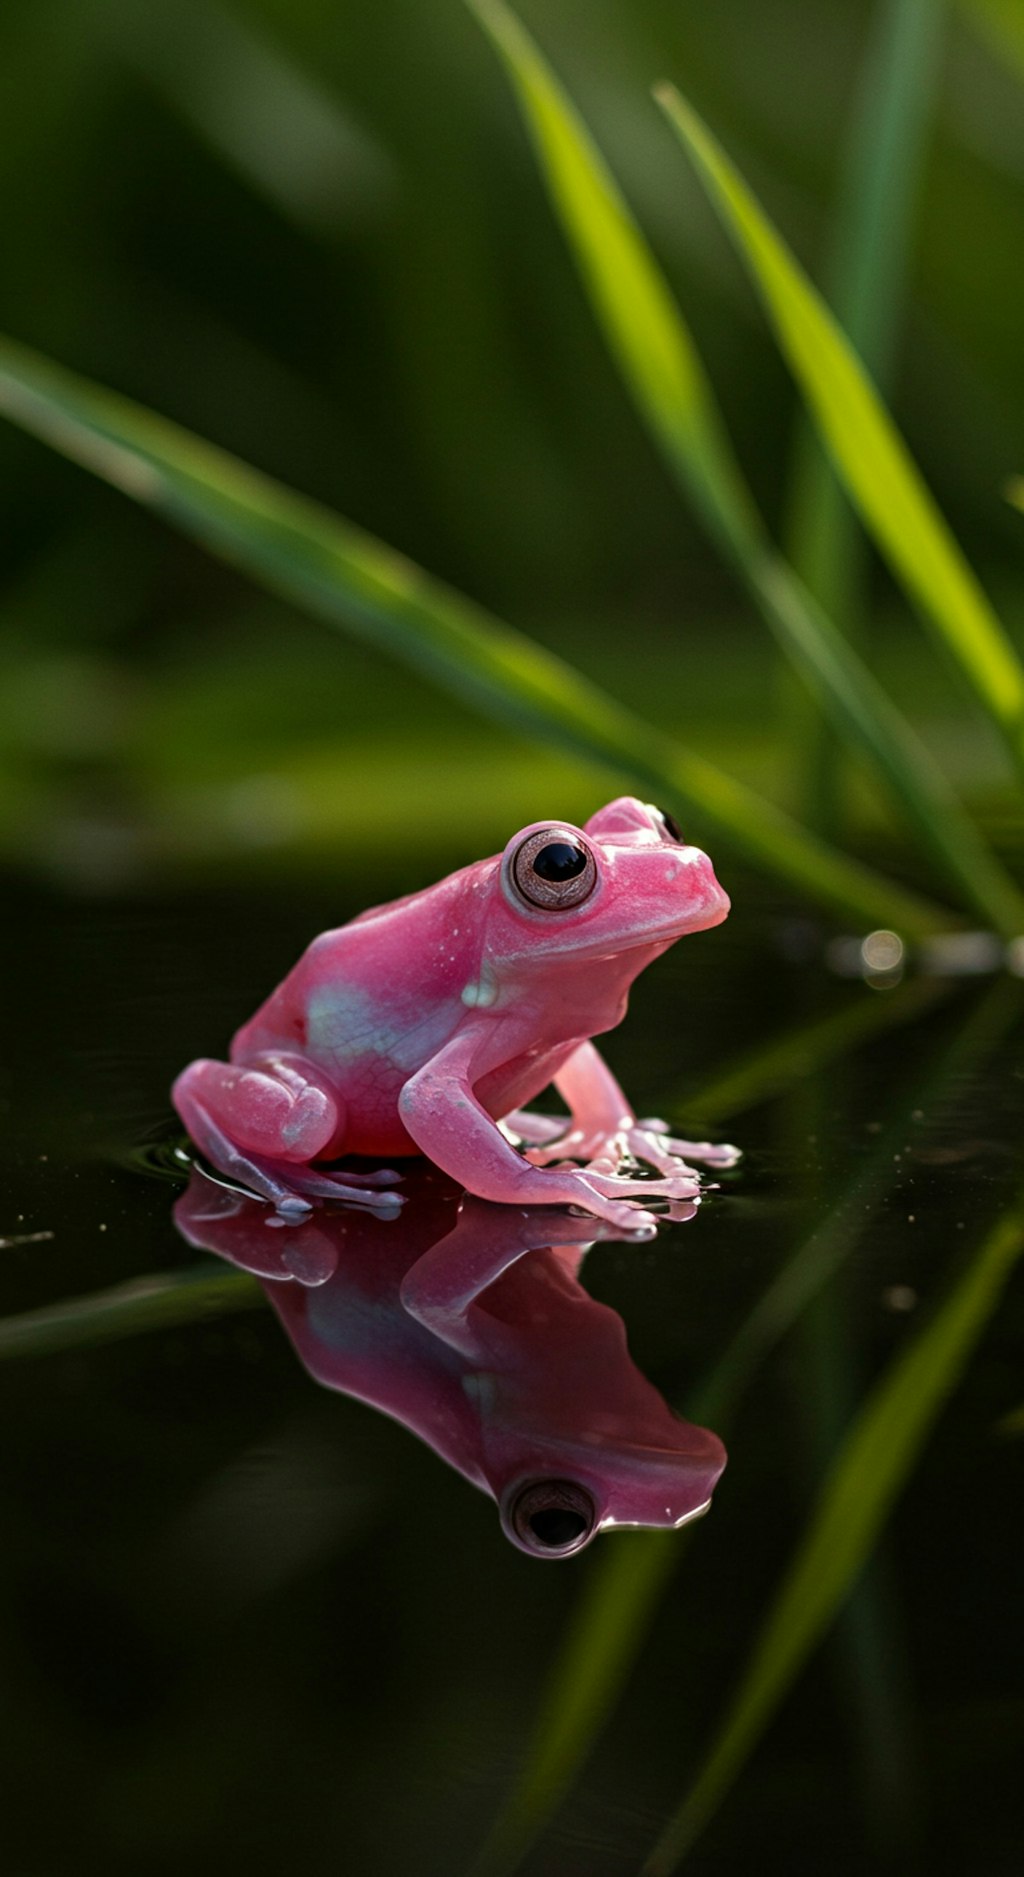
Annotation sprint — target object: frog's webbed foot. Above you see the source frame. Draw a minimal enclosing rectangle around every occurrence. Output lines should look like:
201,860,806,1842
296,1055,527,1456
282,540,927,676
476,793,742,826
636,1122,741,1169
505,1109,729,1198
181,1124,404,1218
561,1154,701,1209
580,1165,701,1207
173,1054,404,1217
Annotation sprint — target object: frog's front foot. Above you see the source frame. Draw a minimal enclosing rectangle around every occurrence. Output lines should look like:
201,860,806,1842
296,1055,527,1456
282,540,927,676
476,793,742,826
580,1165,700,1209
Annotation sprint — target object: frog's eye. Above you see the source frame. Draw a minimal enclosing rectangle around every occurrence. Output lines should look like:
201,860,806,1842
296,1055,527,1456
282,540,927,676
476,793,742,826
505,1480,597,1557
657,807,684,843
510,829,598,911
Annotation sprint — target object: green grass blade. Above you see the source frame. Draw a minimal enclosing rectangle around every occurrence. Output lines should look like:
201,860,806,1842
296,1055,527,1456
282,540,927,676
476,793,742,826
811,0,944,393
785,0,945,826
657,82,1024,767
963,0,1024,84
0,331,949,937
0,1266,263,1360
687,972,946,1126
112,0,392,240
465,0,758,553
466,0,1024,939
468,1532,680,1877
1005,476,1024,517
644,1195,1024,1873
745,556,1024,936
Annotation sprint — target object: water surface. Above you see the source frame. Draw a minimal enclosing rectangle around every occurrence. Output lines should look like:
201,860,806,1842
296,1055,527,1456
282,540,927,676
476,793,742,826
2,876,1022,1875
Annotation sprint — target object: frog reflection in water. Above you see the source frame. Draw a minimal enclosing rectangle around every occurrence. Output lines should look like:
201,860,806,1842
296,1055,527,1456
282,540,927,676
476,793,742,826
173,798,736,1230
174,1167,727,1559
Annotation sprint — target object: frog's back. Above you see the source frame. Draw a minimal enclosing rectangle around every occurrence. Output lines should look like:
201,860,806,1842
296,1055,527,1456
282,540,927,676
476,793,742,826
230,863,492,1081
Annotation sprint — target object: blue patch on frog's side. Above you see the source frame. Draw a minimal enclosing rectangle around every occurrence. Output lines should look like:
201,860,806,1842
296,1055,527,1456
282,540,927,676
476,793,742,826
306,982,381,1065
306,980,466,1074
306,1279,466,1375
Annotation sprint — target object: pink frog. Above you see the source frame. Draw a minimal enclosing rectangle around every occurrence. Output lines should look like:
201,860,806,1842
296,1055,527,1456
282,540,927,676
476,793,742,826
172,797,736,1229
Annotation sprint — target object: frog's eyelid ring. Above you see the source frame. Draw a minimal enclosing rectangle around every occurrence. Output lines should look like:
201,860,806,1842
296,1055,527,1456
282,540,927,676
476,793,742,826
504,827,599,913
501,1478,598,1557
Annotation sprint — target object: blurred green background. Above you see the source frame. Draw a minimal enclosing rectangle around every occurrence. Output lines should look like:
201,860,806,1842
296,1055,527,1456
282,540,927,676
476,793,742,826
3,11,1024,1873
3,0,1024,897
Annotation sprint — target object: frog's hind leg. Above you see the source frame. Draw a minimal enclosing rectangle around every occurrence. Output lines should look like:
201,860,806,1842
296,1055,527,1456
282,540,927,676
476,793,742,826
504,1042,737,1192
172,1053,403,1215
499,1109,567,1148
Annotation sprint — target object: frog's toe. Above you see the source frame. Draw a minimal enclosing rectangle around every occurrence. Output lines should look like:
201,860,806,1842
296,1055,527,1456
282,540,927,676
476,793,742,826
275,1193,314,1219
579,1193,658,1234
641,1127,740,1168
642,1174,703,1201
284,1164,406,1209
607,1203,659,1234
587,1168,701,1204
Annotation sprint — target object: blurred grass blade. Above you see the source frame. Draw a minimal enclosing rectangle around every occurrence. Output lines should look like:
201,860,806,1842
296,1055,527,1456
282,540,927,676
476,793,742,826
644,1195,1024,1873
748,558,1024,935
789,0,945,607
687,972,946,1126
963,0,1024,83
466,0,757,551
112,0,392,239
467,0,1024,939
468,1533,680,1877
785,0,945,827
656,82,1024,769
995,1400,1024,1436
805,0,943,403
0,1266,262,1360
0,332,949,937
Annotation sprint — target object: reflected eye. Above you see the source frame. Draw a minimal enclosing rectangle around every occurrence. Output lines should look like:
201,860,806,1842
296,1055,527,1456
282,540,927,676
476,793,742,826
658,808,684,843
511,829,597,911
506,1480,597,1557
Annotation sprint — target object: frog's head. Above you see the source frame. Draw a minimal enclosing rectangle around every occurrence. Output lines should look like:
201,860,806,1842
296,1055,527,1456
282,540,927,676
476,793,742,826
487,796,728,969
496,1419,727,1560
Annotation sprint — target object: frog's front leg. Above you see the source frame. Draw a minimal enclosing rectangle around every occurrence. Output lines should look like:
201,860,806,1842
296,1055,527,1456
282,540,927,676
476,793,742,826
399,1198,607,1353
399,1037,669,1231
505,1041,739,1187
172,1053,403,1214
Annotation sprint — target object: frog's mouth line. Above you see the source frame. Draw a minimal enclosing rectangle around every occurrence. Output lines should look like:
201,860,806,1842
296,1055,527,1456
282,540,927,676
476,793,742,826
536,893,730,959
602,1495,713,1533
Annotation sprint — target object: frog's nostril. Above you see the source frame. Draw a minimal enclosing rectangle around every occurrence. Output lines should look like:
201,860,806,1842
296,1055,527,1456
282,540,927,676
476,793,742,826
506,1479,597,1556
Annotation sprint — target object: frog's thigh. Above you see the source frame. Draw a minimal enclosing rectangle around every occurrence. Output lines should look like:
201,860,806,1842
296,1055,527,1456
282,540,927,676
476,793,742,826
173,1054,341,1163
552,1041,631,1132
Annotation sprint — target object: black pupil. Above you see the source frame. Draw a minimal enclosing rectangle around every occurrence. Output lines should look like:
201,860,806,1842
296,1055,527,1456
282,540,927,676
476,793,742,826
530,1508,588,1548
532,841,586,882
661,810,683,842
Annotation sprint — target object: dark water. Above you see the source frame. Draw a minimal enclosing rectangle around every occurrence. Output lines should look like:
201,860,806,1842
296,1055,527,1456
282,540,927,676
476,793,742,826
2,877,1022,1875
